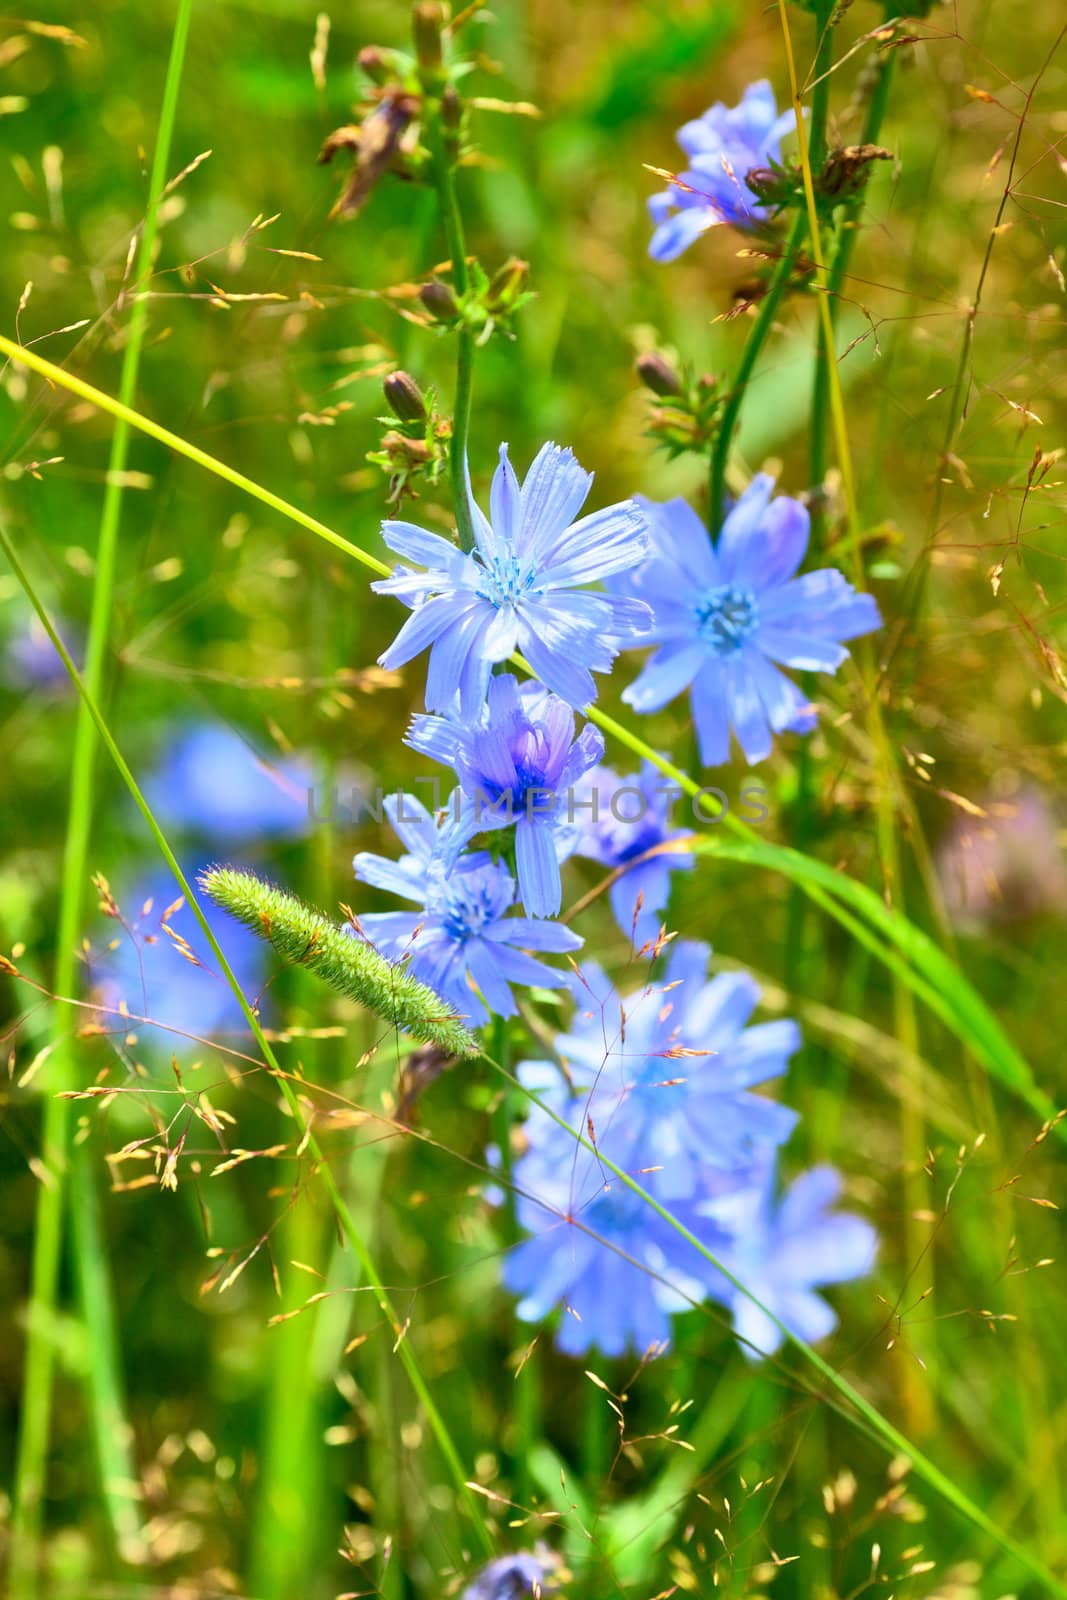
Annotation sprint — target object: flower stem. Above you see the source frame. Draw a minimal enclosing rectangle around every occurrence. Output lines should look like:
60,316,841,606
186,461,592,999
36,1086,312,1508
9,2,192,1584
0,530,496,1563
427,102,477,554
491,1014,538,1506
708,211,806,532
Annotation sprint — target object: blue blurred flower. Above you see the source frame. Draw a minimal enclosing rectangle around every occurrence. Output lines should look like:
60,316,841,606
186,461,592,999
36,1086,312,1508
407,673,604,918
3,611,80,691
571,759,693,946
461,1549,559,1600
649,80,797,261
144,723,311,842
701,1164,877,1357
353,793,581,1026
373,442,651,715
609,480,881,765
92,861,267,1048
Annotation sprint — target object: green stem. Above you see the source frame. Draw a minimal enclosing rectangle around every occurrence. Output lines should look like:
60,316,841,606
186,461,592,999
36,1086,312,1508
9,2,193,1584
427,104,477,554
0,529,495,1563
810,17,896,549
492,1015,537,1506
708,211,806,531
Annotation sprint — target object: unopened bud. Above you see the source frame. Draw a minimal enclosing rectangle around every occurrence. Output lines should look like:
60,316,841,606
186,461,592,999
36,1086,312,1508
358,45,401,86
418,279,460,322
441,83,463,131
486,256,530,314
413,2,446,81
384,370,428,425
636,351,682,398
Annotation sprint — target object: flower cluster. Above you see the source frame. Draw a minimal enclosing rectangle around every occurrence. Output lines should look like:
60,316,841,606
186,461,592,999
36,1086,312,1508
503,944,875,1357
359,424,879,1359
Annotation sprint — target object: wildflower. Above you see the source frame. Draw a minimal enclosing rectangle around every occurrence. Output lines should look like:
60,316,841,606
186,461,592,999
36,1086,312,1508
353,793,581,1025
550,943,800,1197
92,862,267,1050
571,759,693,945
648,80,798,262
504,1064,725,1357
461,1547,560,1600
701,1164,877,1357
407,673,604,917
373,442,651,716
609,479,880,766
145,724,310,842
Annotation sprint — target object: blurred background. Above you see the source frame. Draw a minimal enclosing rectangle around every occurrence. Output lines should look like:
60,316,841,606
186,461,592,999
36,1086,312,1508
1,1,1065,1596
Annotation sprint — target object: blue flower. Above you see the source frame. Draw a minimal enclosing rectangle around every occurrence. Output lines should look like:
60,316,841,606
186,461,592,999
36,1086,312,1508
500,943,801,1357
609,479,881,766
144,723,311,842
352,793,581,1026
461,1549,559,1600
701,1164,877,1358
373,443,651,715
92,861,267,1050
548,942,800,1198
571,759,693,946
407,673,604,918
649,80,797,261
505,1066,724,1358
3,610,80,691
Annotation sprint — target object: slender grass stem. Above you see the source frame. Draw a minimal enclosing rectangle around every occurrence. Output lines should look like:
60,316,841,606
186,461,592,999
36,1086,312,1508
9,3,192,1584
0,529,495,1562
491,1014,536,1505
427,104,477,554
708,212,806,532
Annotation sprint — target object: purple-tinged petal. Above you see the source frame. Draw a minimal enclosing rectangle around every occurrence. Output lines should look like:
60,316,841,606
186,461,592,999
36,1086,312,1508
515,815,563,917
649,205,720,262
623,642,707,714
518,443,592,555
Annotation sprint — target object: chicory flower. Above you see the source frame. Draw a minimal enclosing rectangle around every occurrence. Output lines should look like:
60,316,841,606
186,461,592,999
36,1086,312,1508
648,80,797,262
353,793,581,1025
407,673,604,918
609,479,880,766
373,443,651,715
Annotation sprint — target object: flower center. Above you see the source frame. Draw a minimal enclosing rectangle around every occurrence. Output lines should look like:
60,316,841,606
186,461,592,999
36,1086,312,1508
694,583,758,655
437,870,509,942
476,550,539,609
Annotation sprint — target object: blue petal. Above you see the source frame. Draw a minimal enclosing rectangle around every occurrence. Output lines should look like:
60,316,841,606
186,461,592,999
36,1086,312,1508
378,594,471,671
623,642,707,714
515,814,563,917
690,665,732,766
539,501,649,584
726,654,773,765
381,519,465,574
649,205,719,262
517,443,592,556
489,442,520,547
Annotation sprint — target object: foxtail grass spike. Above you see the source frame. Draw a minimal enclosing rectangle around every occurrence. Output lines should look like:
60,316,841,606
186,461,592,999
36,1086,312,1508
200,867,479,1058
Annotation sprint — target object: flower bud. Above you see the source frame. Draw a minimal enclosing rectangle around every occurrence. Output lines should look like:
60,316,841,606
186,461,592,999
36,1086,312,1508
636,351,682,398
486,256,530,314
413,2,446,81
418,279,460,323
358,45,401,86
441,83,463,131
383,370,428,425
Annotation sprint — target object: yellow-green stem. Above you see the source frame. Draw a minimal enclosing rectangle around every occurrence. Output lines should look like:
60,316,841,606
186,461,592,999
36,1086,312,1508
9,2,192,1583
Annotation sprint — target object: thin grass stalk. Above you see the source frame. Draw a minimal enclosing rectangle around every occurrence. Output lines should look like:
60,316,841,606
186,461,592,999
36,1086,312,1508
9,2,193,1583
0,526,496,1562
